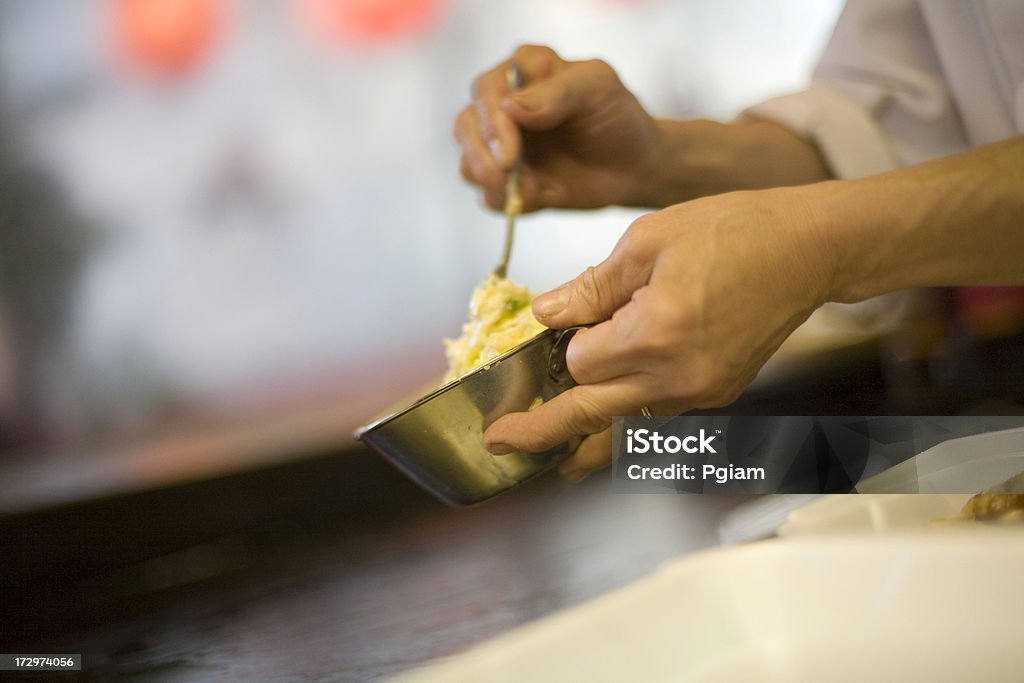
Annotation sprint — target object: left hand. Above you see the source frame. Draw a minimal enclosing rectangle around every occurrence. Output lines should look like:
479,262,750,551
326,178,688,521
454,44,666,212
482,186,838,480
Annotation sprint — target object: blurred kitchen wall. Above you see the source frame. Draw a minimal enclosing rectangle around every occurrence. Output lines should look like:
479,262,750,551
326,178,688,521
0,0,841,449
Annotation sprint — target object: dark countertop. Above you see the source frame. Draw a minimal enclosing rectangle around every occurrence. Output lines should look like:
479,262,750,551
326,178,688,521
7,331,1022,681
3,448,747,682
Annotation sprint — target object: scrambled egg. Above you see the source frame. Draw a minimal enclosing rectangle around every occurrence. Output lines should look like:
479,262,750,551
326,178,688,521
443,274,546,384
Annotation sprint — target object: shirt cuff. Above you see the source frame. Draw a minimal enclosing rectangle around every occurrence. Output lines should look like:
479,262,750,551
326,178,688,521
744,81,900,179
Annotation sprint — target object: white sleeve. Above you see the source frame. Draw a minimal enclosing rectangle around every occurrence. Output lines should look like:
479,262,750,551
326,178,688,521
744,0,969,179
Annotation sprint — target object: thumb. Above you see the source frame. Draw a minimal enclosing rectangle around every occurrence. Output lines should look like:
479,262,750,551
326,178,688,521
501,60,610,132
533,251,650,329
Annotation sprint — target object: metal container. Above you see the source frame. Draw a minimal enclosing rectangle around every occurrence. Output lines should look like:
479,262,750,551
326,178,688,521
356,328,582,506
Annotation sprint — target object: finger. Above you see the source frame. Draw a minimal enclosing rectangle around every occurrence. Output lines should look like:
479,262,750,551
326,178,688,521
559,428,613,481
471,46,560,169
648,397,693,418
454,106,504,191
532,254,653,331
482,185,504,211
561,298,647,384
478,163,569,213
483,379,645,454
459,156,474,184
558,402,693,483
473,93,520,169
533,212,663,328
562,402,693,483
517,166,568,212
511,44,561,82
500,59,617,132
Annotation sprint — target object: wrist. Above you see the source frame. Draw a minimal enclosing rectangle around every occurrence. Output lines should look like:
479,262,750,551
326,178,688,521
630,119,735,208
793,179,869,306
625,119,685,208
631,118,831,209
800,175,915,305
751,138,1024,309
764,183,846,312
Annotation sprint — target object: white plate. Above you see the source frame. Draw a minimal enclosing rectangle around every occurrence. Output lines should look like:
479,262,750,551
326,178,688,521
392,534,1024,683
779,494,971,535
856,427,1024,494
779,427,1024,535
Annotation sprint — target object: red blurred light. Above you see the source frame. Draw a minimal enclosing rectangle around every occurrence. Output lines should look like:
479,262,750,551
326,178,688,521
957,287,1024,338
298,0,442,44
111,0,221,77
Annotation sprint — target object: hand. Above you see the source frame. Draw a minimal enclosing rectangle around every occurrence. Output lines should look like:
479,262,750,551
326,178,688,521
482,187,836,480
454,44,664,212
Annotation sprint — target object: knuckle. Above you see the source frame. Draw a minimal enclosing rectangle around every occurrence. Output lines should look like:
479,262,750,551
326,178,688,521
452,107,472,140
483,188,504,210
583,58,615,79
630,211,659,233
459,157,474,183
461,155,493,188
521,430,553,453
573,265,611,319
619,215,659,258
639,327,677,359
470,72,490,99
566,391,608,435
632,293,688,356
564,339,596,383
480,164,503,189
514,44,556,61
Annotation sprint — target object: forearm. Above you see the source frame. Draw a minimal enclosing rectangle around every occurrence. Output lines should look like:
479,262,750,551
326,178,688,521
816,136,1024,303
635,117,832,207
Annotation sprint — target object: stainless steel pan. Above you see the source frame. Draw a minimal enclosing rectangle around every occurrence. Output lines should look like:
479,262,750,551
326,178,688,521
356,328,582,506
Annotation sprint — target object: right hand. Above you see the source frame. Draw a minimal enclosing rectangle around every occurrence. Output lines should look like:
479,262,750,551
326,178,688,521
482,186,836,480
454,44,664,212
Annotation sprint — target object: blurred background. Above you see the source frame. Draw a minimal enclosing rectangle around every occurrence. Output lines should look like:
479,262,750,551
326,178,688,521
0,0,843,508
7,3,1024,680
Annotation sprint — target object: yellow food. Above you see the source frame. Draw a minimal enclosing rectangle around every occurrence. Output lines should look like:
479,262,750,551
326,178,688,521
960,493,1024,523
932,473,1024,526
443,274,546,384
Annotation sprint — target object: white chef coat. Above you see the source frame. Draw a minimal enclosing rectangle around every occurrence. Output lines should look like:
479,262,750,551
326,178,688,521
746,0,1024,179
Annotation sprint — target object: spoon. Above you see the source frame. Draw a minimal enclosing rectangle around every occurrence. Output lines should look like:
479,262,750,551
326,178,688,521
493,62,524,279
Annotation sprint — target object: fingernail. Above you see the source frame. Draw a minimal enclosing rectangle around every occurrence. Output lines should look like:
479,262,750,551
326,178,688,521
486,442,514,455
488,138,505,164
533,285,571,319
